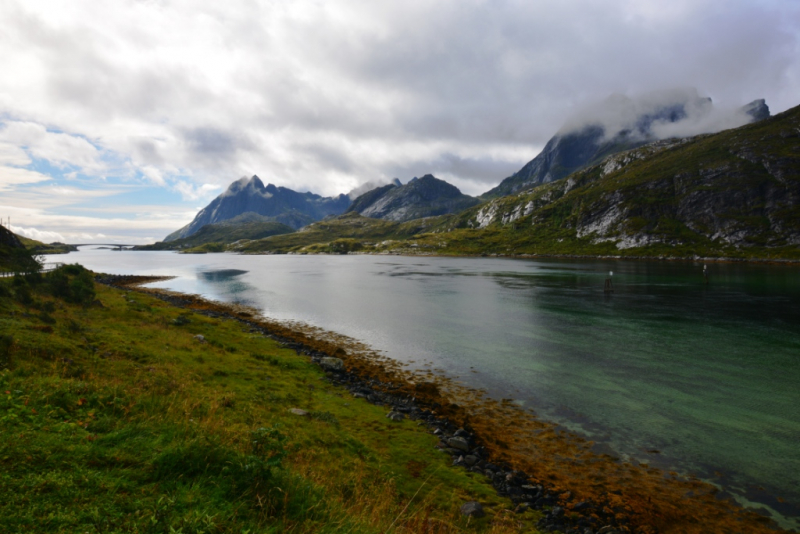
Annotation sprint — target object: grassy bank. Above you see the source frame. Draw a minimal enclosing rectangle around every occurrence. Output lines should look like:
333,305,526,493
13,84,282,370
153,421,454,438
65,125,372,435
1,266,789,534
200,211,800,261
0,267,530,533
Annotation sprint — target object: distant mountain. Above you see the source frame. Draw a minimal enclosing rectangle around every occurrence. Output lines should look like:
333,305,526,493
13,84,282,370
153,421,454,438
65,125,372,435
346,174,480,222
483,90,771,199
164,175,351,241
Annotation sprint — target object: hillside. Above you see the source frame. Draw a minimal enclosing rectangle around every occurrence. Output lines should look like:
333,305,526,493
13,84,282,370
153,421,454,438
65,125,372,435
136,216,295,251
165,175,351,240
233,212,441,254
415,103,799,258
0,226,51,272
346,174,480,222
16,235,77,255
483,92,770,199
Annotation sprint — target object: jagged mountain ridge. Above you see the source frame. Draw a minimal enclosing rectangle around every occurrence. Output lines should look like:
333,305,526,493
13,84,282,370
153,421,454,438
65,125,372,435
345,174,480,222
165,175,352,241
483,93,771,199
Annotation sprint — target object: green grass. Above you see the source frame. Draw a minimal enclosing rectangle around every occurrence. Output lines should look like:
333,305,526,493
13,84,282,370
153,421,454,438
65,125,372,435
0,268,536,533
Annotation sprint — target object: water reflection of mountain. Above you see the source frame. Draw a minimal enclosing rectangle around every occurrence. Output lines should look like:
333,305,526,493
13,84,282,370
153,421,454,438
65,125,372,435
198,269,252,304
199,269,248,282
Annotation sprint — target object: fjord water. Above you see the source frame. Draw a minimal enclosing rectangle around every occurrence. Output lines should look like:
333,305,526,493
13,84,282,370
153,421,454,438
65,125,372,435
64,249,800,526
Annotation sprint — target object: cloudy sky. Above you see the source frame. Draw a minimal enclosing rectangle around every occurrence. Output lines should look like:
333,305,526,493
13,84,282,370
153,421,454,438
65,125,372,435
1,0,799,243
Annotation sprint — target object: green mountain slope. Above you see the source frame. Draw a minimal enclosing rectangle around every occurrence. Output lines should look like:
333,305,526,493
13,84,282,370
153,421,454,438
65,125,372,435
234,213,444,254
137,217,295,251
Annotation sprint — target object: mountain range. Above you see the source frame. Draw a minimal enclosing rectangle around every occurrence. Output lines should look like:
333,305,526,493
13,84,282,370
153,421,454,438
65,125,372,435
164,173,479,243
151,90,799,260
232,100,798,259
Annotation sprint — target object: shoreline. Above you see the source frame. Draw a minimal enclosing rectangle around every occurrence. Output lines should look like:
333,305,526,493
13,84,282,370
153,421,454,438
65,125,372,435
96,273,794,534
237,248,800,265
78,243,800,266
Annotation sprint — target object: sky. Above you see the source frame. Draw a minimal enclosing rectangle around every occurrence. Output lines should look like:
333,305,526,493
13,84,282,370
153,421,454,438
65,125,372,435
1,0,799,244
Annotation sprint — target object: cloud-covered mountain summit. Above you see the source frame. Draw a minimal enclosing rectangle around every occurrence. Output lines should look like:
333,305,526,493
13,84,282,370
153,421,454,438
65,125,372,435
483,89,771,198
164,175,351,241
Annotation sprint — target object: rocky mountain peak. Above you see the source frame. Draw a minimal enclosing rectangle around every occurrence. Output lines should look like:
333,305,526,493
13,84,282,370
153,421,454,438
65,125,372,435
163,175,352,241
248,174,265,189
347,173,479,222
741,99,770,122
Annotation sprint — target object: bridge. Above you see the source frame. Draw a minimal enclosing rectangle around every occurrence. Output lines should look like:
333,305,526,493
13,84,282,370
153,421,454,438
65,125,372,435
70,244,136,250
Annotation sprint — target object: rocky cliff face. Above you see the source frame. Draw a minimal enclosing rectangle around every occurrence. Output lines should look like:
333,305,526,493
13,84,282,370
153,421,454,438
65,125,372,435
469,102,799,252
165,175,352,240
483,91,771,199
346,174,480,222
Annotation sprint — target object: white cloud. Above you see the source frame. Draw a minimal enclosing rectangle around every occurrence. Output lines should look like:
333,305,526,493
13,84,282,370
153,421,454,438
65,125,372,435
0,142,32,166
140,165,166,186
0,165,51,190
9,224,65,243
0,201,196,244
0,121,103,173
173,181,221,201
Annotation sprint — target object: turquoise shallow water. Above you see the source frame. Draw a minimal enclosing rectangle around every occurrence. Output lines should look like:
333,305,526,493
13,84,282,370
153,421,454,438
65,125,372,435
59,249,800,528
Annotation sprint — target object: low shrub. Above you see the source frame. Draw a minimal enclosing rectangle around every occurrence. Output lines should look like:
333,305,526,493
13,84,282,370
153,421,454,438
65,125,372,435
48,264,96,306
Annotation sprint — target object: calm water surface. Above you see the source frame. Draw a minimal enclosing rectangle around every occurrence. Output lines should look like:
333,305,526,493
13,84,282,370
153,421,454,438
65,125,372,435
59,249,800,528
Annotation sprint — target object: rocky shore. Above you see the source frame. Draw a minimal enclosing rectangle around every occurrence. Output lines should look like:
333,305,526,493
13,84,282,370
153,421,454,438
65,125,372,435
95,273,788,534
96,273,630,534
